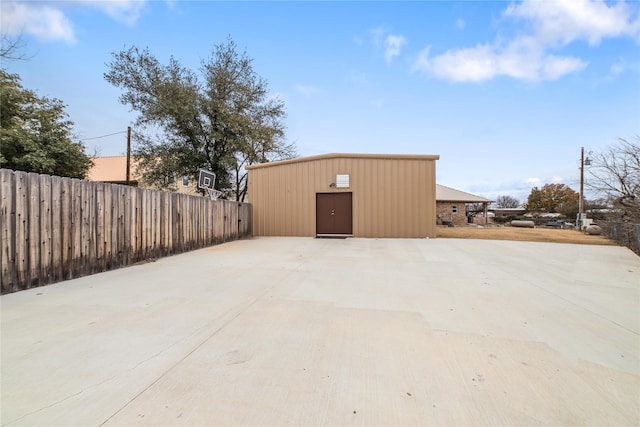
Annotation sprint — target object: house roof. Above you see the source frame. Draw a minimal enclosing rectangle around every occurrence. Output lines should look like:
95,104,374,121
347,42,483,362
86,156,140,183
436,184,492,203
246,153,440,170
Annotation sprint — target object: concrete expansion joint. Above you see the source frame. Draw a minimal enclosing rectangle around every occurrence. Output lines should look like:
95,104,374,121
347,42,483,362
99,284,278,426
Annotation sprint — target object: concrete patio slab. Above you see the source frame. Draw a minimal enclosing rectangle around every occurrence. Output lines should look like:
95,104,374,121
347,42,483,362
1,237,639,426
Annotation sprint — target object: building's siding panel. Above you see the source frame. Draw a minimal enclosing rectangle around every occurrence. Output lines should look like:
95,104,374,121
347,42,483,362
248,155,437,238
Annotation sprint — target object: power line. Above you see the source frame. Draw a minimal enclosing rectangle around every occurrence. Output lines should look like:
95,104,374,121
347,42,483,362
82,130,128,141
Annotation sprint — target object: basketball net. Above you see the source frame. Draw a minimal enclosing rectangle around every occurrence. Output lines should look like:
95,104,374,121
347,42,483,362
206,188,223,200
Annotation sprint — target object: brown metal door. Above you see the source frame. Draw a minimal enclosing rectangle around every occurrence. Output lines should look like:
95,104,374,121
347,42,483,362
316,193,353,236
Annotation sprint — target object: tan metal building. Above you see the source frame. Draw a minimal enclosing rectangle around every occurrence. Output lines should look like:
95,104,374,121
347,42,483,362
246,153,440,238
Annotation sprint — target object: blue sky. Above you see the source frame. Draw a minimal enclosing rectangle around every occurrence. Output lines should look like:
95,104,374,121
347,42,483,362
2,0,639,203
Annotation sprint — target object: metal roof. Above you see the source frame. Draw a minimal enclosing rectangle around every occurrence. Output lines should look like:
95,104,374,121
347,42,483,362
246,153,440,170
436,184,492,203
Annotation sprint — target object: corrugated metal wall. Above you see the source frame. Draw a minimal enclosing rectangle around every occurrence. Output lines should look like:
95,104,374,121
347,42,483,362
247,154,438,238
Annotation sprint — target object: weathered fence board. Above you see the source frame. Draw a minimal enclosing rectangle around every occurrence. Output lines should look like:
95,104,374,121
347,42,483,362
15,172,28,290
1,170,16,292
71,179,82,279
103,183,112,271
28,173,40,288
60,178,72,281
0,169,252,294
50,176,62,283
40,174,52,285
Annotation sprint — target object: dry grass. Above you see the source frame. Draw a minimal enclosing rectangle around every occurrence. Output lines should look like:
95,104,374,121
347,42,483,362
437,226,619,246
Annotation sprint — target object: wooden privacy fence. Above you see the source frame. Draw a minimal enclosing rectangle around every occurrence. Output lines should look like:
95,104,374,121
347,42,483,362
1,169,252,294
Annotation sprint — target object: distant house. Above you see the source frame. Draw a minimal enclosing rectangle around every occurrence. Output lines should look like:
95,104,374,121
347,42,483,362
86,156,140,186
86,156,197,194
436,184,492,226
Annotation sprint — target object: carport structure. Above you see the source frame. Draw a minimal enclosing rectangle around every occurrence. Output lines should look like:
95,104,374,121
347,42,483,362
1,237,638,426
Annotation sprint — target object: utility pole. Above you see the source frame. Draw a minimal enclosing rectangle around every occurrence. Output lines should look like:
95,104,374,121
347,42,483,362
579,147,585,223
126,126,131,186
578,147,591,229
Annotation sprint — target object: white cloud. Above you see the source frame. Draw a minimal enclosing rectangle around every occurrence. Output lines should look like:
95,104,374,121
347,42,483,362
610,62,625,76
164,0,179,11
0,0,148,43
525,177,541,185
1,1,75,43
369,27,407,64
384,34,407,63
294,84,320,98
81,0,147,26
412,47,431,74
413,39,587,82
504,0,640,46
412,0,638,83
606,59,627,80
416,44,497,82
541,55,588,80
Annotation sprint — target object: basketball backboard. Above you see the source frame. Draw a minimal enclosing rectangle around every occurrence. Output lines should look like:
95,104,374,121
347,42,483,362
197,169,216,190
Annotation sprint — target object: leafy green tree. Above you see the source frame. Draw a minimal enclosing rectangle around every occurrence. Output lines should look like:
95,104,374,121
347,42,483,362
525,183,579,215
231,106,296,201
104,39,294,199
525,187,543,211
0,69,93,178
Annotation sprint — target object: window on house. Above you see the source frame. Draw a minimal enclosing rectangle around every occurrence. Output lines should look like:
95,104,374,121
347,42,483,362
182,176,189,186
452,205,458,213
167,174,175,184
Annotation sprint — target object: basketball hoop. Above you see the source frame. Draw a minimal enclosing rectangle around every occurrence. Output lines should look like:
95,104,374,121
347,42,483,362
197,168,222,200
206,188,223,200
198,169,216,190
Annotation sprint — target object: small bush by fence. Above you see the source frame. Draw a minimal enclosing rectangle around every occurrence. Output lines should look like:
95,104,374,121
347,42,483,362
598,221,640,254
1,169,252,294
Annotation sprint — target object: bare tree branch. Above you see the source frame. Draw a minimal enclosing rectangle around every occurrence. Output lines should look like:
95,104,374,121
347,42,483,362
586,137,640,221
1,33,31,61
495,195,520,208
